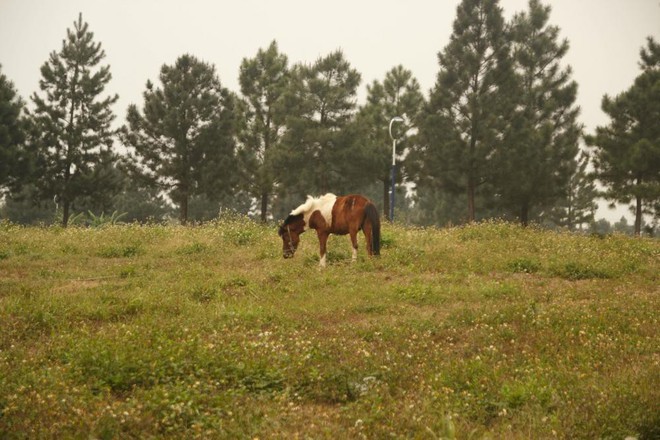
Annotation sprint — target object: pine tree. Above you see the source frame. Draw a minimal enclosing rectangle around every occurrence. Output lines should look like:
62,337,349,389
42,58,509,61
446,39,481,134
277,50,363,195
0,65,28,196
419,0,514,222
29,14,119,226
122,55,237,224
237,41,289,222
494,0,581,226
548,151,598,230
587,37,660,235
357,65,425,218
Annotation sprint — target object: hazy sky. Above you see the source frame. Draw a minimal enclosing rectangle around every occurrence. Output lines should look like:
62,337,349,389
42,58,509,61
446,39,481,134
1,0,659,222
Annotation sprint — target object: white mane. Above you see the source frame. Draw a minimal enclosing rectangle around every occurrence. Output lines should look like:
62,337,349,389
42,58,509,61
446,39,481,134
290,193,337,228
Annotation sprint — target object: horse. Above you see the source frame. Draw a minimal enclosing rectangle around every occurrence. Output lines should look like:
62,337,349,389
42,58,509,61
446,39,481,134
278,193,381,267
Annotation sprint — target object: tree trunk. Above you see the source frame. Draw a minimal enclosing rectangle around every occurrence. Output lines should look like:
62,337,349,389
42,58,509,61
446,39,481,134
634,194,642,236
260,192,268,223
180,195,188,225
467,113,477,223
467,174,476,223
62,199,70,227
520,200,530,227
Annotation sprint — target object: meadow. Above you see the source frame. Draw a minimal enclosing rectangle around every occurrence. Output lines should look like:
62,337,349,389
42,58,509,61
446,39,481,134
0,219,658,439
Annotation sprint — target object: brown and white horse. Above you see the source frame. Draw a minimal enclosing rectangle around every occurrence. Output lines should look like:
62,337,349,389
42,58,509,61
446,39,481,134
278,193,381,267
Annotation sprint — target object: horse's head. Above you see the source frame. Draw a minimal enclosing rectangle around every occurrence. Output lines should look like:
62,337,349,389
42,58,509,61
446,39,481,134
278,214,305,259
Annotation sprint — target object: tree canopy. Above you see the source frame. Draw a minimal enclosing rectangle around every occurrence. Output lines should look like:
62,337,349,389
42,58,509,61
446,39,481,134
122,54,238,224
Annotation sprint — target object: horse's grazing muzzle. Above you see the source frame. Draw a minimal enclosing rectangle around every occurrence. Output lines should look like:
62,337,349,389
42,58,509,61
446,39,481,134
283,251,295,259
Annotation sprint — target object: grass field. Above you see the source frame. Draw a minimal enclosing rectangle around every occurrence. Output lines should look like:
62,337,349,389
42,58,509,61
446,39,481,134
0,219,658,439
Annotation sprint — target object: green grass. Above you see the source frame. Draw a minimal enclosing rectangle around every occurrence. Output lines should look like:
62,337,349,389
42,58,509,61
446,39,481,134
0,219,658,439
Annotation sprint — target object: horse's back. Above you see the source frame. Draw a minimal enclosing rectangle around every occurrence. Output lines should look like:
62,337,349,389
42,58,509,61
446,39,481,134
327,195,369,232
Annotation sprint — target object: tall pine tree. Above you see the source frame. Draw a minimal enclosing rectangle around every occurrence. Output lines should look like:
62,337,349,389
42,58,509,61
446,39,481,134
277,50,363,196
29,14,120,226
122,55,237,224
494,0,582,225
418,0,514,222
237,41,289,222
587,37,660,235
357,65,425,218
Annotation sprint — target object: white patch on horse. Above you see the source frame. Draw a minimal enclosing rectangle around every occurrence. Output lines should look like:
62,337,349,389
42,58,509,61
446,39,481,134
290,193,337,230
319,253,327,267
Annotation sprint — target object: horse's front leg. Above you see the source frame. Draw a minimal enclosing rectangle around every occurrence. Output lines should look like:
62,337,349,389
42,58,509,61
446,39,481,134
317,231,329,267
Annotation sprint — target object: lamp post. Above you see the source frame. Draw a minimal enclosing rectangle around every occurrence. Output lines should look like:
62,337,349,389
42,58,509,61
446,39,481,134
389,116,404,222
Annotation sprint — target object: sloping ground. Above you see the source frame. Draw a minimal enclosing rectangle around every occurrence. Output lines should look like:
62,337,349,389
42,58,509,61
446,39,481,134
0,220,658,439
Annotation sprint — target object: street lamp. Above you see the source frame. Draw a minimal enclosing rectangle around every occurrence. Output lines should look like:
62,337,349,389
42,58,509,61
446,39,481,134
389,116,404,222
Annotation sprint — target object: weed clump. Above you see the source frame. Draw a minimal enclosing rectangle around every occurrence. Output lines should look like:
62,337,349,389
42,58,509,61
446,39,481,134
551,261,613,280
507,257,541,274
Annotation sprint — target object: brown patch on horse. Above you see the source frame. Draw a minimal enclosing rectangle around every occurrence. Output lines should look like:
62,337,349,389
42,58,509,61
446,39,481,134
308,210,327,230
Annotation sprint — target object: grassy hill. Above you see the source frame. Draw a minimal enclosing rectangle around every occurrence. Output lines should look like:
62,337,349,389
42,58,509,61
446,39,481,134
0,219,658,439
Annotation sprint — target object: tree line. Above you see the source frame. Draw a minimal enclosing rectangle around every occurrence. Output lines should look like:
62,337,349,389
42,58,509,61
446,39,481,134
1,0,658,235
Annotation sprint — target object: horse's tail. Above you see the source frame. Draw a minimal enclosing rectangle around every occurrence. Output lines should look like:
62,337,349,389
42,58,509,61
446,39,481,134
364,202,381,256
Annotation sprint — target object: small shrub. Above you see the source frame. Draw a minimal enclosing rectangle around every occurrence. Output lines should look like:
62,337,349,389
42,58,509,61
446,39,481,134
395,282,436,303
177,242,208,255
84,295,144,322
478,281,520,299
119,266,137,278
507,257,541,274
379,233,395,249
98,244,142,258
296,368,360,404
552,261,613,280
190,286,218,303
87,210,127,227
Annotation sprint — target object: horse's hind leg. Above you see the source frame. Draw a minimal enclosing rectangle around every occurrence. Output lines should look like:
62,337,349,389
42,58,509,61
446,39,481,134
349,231,358,262
317,231,329,267
362,222,373,256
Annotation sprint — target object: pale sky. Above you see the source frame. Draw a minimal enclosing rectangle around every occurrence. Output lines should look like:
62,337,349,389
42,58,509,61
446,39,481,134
1,0,659,223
